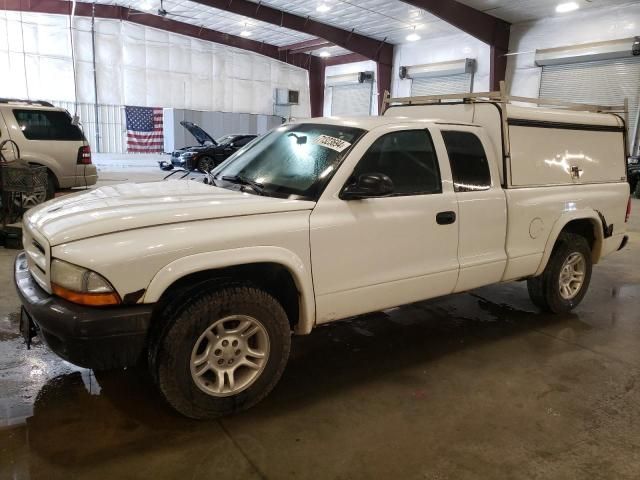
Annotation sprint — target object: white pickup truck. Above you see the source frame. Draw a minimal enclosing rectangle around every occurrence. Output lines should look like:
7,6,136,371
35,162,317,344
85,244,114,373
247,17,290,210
15,93,631,418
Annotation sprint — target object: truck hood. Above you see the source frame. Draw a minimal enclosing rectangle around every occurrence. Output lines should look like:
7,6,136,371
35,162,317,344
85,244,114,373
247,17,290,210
25,180,315,246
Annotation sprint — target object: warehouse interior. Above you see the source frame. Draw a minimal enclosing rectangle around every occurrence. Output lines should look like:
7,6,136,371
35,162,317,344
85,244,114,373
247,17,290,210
1,0,639,478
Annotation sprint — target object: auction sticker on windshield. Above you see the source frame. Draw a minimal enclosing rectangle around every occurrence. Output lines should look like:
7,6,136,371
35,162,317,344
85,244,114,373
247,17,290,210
313,135,352,153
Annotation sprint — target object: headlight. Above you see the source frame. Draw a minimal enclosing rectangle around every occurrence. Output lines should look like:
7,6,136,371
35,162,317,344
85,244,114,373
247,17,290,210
50,259,121,306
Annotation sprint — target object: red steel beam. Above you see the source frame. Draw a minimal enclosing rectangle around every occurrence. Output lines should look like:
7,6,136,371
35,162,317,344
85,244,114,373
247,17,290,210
376,61,392,114
399,0,510,89
289,42,335,55
279,38,333,53
309,56,325,117
187,0,394,66
324,53,369,67
399,0,510,49
1,0,312,70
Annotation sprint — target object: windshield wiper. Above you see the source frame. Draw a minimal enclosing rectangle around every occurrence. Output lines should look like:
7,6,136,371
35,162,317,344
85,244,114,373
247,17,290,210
220,175,265,196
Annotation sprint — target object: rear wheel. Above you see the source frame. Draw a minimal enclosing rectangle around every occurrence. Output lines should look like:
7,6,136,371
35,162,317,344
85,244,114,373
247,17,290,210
197,156,215,173
149,284,291,419
15,171,55,209
527,233,592,313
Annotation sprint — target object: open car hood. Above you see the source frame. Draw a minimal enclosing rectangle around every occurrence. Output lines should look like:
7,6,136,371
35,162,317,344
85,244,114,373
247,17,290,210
180,121,216,146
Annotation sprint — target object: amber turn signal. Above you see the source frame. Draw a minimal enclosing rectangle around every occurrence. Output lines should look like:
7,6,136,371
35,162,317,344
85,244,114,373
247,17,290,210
52,283,121,306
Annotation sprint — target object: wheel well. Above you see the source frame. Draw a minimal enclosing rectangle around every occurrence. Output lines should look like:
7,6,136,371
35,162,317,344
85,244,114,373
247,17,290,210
559,218,601,261
27,162,58,188
156,263,300,330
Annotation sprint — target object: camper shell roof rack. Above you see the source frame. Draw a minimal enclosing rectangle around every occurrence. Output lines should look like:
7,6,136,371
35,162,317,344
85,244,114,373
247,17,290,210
381,81,629,167
381,82,627,116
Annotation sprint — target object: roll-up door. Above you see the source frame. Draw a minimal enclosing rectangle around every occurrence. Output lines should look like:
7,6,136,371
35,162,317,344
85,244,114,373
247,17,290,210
327,71,374,117
401,59,475,97
539,57,640,154
331,83,373,116
411,73,473,96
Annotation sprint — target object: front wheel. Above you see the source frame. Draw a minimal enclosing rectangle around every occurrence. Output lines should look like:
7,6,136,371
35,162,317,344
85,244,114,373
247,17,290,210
197,156,215,173
527,232,593,313
150,285,291,419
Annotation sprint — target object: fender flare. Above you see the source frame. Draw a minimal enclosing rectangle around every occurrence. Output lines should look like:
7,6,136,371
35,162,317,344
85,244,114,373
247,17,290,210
144,246,316,334
534,209,603,276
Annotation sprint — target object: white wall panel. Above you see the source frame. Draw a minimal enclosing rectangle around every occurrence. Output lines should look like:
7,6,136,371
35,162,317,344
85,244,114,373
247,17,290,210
507,3,640,97
0,10,310,118
392,33,490,98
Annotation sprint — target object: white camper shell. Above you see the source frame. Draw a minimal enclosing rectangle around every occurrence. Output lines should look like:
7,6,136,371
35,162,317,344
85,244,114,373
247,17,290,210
383,92,628,188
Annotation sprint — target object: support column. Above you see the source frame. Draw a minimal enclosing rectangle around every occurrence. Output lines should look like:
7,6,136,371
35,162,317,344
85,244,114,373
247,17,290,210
490,44,508,92
376,61,392,114
309,56,326,118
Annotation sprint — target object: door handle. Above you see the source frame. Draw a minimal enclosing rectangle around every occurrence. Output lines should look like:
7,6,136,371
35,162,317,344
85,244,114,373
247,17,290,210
436,211,456,225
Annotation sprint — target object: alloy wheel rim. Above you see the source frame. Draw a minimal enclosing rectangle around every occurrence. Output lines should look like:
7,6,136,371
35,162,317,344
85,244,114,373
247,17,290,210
16,190,47,209
190,315,270,397
558,252,586,300
200,158,212,172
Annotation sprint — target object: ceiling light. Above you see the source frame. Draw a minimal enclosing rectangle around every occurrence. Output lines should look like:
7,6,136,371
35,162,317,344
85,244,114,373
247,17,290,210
319,50,331,57
556,2,579,13
316,4,331,12
406,32,421,42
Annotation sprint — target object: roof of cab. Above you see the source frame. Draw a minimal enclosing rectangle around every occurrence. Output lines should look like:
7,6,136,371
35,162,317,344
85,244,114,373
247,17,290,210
294,115,478,130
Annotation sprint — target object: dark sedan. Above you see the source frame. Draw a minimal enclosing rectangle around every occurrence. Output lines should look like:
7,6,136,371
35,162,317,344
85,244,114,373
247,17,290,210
164,121,257,173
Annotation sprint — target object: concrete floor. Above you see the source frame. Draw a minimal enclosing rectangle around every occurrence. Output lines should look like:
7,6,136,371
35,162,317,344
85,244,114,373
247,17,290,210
1,166,639,479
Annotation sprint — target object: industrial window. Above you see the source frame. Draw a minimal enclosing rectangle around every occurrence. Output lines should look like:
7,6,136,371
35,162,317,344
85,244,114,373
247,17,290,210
539,57,640,155
442,131,491,192
352,130,442,196
13,109,84,141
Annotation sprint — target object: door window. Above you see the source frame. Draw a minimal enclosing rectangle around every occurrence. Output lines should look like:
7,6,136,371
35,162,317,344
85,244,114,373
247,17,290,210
442,131,491,192
350,130,442,196
234,136,253,147
13,109,84,141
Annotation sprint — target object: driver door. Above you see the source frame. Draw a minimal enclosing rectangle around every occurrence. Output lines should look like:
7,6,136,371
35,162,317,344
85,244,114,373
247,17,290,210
309,127,460,323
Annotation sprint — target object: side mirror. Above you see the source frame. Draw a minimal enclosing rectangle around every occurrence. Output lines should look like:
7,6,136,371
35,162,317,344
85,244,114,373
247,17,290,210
227,143,235,148
341,173,394,200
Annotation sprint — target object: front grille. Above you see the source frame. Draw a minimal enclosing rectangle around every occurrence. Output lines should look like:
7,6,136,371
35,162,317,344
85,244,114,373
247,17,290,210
23,222,51,292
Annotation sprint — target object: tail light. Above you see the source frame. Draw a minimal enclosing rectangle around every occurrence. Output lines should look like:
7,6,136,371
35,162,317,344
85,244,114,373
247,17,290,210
626,196,631,223
77,145,92,165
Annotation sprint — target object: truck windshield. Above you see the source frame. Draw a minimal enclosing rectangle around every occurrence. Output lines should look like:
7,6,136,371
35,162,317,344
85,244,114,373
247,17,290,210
212,123,365,201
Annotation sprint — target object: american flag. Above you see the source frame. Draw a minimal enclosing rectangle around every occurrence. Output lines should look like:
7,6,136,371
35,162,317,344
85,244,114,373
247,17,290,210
125,106,164,153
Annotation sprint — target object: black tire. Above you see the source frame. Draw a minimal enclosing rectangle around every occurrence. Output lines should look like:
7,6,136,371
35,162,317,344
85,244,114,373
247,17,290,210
197,156,215,173
631,176,639,198
527,232,592,313
45,171,56,200
149,284,291,419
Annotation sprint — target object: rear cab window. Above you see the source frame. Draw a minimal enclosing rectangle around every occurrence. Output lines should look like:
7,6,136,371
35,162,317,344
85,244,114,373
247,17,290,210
13,109,85,141
441,130,492,192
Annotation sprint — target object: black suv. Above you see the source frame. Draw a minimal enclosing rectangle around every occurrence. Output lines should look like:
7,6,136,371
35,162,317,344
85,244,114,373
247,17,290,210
164,121,257,173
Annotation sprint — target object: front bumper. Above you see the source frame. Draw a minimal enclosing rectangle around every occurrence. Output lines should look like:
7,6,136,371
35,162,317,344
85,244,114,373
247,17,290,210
14,253,154,370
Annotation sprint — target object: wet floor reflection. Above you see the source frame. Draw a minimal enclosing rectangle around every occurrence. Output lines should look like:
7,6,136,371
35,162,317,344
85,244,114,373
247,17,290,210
1,277,639,479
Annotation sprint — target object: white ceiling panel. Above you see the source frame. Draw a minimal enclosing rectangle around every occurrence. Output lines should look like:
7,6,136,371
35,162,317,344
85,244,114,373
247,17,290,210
457,0,638,23
249,0,461,44
91,0,639,56
101,0,316,46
